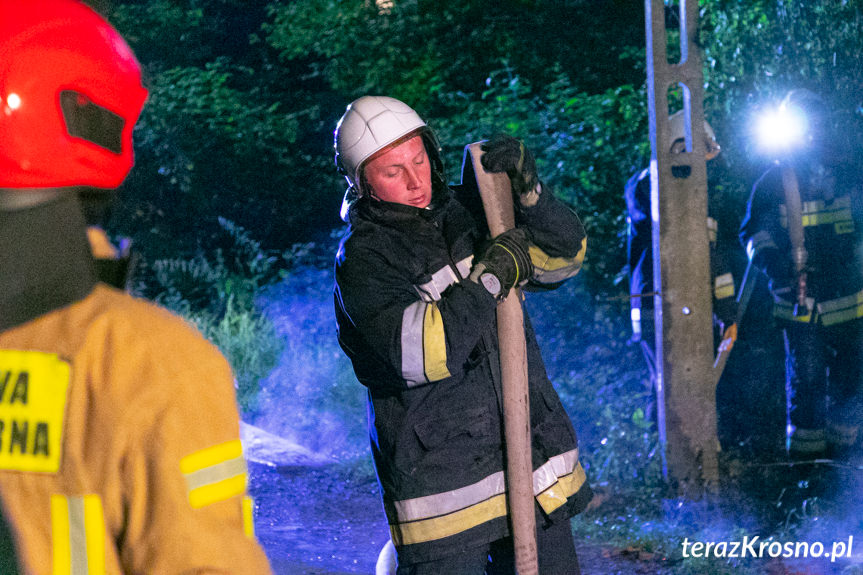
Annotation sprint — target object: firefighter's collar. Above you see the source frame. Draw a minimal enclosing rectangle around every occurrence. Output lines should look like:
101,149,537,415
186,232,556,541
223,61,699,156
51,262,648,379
0,193,96,332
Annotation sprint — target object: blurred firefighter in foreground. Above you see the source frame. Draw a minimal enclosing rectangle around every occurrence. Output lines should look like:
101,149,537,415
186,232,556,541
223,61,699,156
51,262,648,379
741,89,863,458
0,1,272,571
333,95,592,574
625,111,736,406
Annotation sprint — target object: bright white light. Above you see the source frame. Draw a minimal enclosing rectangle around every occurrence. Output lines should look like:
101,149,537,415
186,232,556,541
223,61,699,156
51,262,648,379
6,93,21,110
756,105,806,152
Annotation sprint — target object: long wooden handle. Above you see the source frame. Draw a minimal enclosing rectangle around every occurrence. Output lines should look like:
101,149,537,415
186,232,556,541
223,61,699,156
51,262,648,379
466,142,538,575
780,165,809,312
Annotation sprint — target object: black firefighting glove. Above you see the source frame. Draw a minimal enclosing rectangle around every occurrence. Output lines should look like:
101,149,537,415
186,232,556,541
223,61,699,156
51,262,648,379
470,228,534,298
480,134,541,207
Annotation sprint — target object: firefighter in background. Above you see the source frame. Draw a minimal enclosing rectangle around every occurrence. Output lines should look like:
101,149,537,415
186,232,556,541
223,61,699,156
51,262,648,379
334,95,592,574
0,1,272,571
625,112,735,394
740,89,863,457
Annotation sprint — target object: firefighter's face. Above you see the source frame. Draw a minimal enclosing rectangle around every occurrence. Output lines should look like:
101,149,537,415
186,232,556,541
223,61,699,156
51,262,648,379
363,135,432,208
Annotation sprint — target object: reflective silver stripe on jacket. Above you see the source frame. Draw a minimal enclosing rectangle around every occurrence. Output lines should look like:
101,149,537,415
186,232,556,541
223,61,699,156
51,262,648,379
393,448,582,523
454,255,473,282
532,448,580,495
414,257,473,303
402,258,473,384
389,448,583,543
393,470,507,522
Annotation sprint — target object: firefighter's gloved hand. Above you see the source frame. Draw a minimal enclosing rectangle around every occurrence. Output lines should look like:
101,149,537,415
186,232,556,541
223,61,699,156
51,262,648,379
717,322,737,355
480,134,541,207
470,228,534,298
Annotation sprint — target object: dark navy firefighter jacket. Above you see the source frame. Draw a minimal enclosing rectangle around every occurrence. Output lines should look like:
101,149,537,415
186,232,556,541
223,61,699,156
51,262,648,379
334,180,592,564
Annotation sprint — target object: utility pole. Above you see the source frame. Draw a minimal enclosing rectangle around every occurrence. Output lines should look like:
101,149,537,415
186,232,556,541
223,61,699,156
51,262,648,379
644,0,719,493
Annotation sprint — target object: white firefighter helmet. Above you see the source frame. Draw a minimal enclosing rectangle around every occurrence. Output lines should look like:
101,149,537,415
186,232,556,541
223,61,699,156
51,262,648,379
668,110,720,160
334,95,427,195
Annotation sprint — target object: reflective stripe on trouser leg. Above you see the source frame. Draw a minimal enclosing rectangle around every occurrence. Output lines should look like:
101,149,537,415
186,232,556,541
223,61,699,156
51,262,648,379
51,495,105,575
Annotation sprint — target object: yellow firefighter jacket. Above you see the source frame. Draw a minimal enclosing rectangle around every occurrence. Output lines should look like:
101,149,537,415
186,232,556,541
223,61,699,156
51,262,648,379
0,284,272,574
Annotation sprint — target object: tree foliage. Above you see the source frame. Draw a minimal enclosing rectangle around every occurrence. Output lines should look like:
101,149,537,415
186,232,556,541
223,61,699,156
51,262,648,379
700,0,863,227
93,0,862,294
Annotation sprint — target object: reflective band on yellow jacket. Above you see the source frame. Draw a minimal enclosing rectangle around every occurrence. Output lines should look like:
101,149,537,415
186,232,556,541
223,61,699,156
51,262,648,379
51,494,105,575
0,286,271,573
180,439,248,509
389,448,586,546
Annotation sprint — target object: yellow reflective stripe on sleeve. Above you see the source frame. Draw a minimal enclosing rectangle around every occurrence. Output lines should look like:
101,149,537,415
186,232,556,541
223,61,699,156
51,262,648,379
835,220,855,234
773,301,815,323
780,197,853,230
818,289,863,326
423,303,450,382
801,209,852,227
243,496,256,539
180,440,248,509
400,301,452,385
51,494,105,575
714,272,735,300
528,237,586,285
536,461,588,515
390,493,508,547
773,289,863,326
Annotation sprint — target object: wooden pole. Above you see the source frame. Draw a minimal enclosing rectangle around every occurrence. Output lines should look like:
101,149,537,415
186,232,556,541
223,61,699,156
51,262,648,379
465,142,538,575
645,0,718,491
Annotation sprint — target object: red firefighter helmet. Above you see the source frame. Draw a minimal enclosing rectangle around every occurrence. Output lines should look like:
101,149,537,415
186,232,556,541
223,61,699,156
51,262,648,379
0,0,148,189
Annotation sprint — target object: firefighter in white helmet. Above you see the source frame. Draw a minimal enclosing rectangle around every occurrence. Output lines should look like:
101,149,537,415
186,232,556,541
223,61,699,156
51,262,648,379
334,95,592,574
624,111,736,405
0,1,271,571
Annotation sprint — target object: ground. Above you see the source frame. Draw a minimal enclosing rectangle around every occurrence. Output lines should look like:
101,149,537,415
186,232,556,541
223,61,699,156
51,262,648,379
248,459,680,575
247,266,863,574
248,455,863,575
